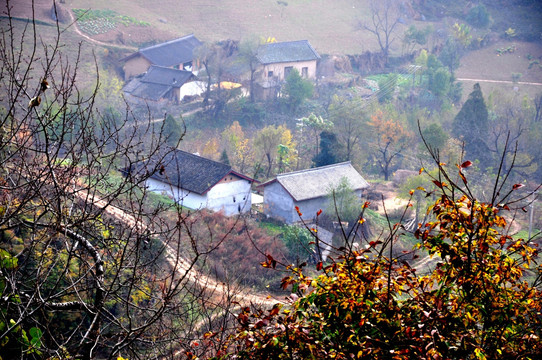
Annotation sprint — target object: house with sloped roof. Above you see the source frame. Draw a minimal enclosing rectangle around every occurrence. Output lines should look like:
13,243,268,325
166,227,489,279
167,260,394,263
126,149,255,216
260,162,369,224
255,40,320,99
257,40,320,82
123,65,200,103
122,34,202,80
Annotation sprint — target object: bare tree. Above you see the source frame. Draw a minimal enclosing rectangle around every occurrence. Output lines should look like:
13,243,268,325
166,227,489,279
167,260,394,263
238,38,262,103
361,0,401,65
0,3,246,359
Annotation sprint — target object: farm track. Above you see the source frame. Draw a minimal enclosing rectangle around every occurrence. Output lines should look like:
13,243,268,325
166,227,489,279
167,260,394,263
75,190,282,309
457,78,542,86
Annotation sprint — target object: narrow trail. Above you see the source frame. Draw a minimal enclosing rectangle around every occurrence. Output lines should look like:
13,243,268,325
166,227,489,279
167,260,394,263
75,190,282,309
457,78,542,86
66,9,137,51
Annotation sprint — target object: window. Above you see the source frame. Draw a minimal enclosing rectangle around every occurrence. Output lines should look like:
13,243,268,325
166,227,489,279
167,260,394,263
302,67,308,78
284,66,293,78
268,70,274,78
233,196,236,203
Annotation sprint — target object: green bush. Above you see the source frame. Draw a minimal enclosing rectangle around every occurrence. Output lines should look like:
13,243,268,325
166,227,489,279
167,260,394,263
466,4,490,28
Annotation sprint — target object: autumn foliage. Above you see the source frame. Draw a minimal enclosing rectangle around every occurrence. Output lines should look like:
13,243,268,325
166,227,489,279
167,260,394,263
190,210,287,290
203,163,542,359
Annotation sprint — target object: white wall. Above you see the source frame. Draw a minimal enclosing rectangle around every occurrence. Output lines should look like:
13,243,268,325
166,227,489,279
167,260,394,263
145,178,207,210
207,179,252,215
145,178,252,216
261,60,317,82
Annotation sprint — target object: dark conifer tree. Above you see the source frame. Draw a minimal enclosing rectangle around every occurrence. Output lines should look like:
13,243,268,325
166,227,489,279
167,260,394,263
313,131,344,167
452,83,490,167
220,149,230,165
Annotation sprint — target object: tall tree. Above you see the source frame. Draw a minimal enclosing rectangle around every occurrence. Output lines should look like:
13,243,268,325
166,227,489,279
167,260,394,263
313,131,344,167
368,109,411,180
361,0,401,65
452,83,490,167
255,125,295,177
328,96,367,161
163,114,185,147
238,38,261,103
221,121,254,173
297,113,333,163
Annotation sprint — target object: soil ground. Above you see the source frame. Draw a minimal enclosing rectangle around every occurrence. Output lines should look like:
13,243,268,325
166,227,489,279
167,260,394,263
5,0,53,22
456,40,542,100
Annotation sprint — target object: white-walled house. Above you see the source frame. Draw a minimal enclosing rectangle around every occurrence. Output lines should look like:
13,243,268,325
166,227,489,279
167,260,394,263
123,65,197,103
260,162,369,224
255,40,320,99
127,149,255,216
121,34,202,80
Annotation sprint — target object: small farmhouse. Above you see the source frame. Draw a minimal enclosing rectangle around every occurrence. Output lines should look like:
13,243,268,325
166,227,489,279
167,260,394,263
123,65,198,103
261,162,369,224
122,34,202,80
255,40,320,98
128,149,255,216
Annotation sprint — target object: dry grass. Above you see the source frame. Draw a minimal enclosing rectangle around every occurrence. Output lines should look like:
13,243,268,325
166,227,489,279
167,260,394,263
456,40,542,100
69,0,403,55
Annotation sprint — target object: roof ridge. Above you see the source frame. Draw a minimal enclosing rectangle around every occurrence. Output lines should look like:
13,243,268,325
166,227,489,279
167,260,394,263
139,34,195,52
147,65,193,73
173,148,231,170
277,161,352,178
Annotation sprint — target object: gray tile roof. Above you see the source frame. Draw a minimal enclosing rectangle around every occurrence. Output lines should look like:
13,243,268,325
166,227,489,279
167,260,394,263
123,66,194,101
257,40,320,65
127,82,171,101
124,34,202,67
131,149,254,195
263,162,369,201
142,66,194,87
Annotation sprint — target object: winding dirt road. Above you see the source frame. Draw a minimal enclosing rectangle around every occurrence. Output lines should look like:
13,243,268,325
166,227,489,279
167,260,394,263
76,190,281,309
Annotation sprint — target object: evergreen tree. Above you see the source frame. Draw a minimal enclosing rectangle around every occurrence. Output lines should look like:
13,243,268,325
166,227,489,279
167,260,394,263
219,149,230,165
313,131,344,167
163,114,184,147
452,83,490,167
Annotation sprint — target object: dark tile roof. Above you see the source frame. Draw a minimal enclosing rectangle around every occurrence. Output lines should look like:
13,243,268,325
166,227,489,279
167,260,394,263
257,40,320,65
127,81,171,101
124,34,202,67
142,66,194,87
131,149,254,195
123,66,194,101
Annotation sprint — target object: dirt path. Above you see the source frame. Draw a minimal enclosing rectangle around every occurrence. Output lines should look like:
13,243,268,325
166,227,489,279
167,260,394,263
75,190,281,309
371,182,410,216
66,9,137,51
457,78,542,86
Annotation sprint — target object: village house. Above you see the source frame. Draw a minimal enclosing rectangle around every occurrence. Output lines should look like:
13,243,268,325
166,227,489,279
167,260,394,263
260,162,369,224
121,34,202,80
127,149,255,216
123,65,200,103
255,40,320,98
